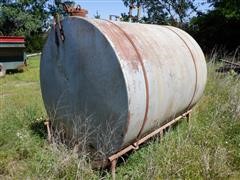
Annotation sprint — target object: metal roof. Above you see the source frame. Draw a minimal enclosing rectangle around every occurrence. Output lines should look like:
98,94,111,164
0,36,25,43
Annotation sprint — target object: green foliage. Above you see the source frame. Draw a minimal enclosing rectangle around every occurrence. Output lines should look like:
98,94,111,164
0,57,97,179
144,0,197,27
122,0,197,27
0,0,50,52
0,0,50,34
141,0,169,24
0,0,74,52
115,59,240,179
26,35,47,54
1,56,240,179
121,0,239,52
209,0,240,20
48,0,75,16
190,0,240,52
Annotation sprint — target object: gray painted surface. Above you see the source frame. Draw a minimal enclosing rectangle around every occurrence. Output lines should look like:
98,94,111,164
1,61,24,70
40,17,207,159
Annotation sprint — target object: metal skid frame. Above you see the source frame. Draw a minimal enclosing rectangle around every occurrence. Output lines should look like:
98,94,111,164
44,110,192,180
108,110,192,180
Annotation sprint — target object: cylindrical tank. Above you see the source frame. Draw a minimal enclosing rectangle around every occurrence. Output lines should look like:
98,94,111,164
40,17,207,159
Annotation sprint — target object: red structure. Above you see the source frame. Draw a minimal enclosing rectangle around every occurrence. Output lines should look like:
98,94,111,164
0,36,25,43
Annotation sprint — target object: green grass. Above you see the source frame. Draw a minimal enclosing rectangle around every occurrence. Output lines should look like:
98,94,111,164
1,56,240,179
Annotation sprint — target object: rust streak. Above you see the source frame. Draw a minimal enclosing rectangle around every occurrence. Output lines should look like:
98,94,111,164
103,20,150,140
164,26,198,110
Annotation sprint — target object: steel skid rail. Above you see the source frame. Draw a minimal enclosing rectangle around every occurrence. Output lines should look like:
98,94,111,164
108,110,192,180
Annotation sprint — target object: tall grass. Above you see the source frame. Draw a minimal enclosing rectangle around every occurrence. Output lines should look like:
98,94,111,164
0,56,240,179
115,58,240,179
0,57,98,179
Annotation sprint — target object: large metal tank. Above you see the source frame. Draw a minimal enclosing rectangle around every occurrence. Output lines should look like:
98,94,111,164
40,17,207,159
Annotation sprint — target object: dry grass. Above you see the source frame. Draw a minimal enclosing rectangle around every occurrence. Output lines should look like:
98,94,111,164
1,55,240,179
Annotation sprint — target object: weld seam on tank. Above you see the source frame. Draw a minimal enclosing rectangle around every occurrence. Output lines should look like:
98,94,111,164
163,26,198,110
104,20,150,140
92,19,131,137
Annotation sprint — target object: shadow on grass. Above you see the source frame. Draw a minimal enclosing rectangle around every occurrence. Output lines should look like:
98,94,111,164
6,69,25,75
30,120,48,139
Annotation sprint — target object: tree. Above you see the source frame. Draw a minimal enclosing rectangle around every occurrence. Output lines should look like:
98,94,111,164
209,0,240,20
49,0,75,16
190,0,240,53
122,0,197,27
141,0,169,25
121,0,145,22
0,0,50,52
0,1,46,36
0,0,75,52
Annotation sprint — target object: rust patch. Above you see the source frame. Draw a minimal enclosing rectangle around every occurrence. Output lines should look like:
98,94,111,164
63,5,88,17
93,20,139,70
102,20,150,140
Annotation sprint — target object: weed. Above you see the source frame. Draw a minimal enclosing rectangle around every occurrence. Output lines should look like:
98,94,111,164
1,56,240,179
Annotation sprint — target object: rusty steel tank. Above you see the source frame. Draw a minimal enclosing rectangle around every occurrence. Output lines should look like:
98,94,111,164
40,17,207,160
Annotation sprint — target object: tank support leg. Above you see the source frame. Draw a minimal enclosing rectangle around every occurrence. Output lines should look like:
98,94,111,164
160,129,164,142
186,112,191,122
111,159,117,180
186,111,192,130
44,119,52,143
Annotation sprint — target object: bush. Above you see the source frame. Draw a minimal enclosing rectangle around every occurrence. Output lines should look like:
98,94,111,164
26,34,47,53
